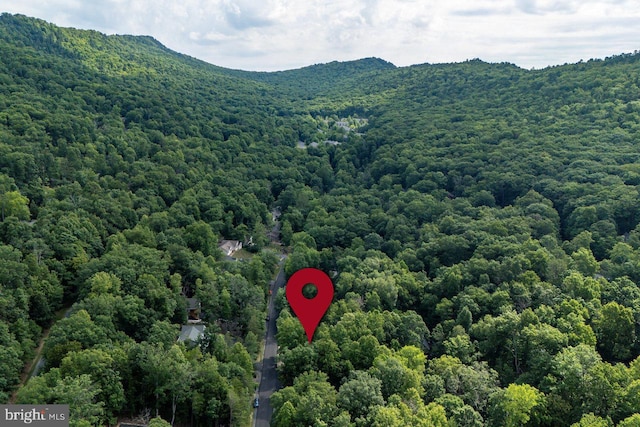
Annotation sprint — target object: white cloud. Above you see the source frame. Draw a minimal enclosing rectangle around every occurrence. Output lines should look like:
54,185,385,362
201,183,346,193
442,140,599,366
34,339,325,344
2,0,640,70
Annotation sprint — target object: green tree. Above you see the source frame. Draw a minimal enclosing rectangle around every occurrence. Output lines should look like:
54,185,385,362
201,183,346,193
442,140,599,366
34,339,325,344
184,220,217,256
571,247,599,277
541,344,602,423
426,355,500,413
272,401,296,427
278,344,318,385
370,353,423,399
570,413,613,427
337,370,384,420
562,271,601,301
456,306,473,331
60,349,125,422
619,414,640,427
0,190,29,221
147,417,171,427
435,394,484,427
594,302,635,361
52,374,105,427
370,390,448,427
44,309,109,368
191,356,228,424
0,321,24,400
271,371,338,426
138,343,192,423
84,271,122,299
276,311,306,350
488,383,545,427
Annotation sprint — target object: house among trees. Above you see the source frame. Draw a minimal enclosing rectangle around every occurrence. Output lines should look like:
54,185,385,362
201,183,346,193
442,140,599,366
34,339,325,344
218,239,242,256
177,324,205,343
186,297,201,323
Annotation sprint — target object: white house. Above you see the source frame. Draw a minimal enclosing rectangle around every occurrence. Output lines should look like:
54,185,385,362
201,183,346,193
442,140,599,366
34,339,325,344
219,240,242,256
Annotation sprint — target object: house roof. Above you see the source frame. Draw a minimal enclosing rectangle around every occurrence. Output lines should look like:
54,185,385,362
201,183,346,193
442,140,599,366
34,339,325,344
178,324,206,342
219,240,242,256
186,297,200,310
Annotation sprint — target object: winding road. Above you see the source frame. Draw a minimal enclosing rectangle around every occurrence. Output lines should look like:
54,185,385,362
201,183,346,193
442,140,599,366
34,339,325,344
253,261,286,427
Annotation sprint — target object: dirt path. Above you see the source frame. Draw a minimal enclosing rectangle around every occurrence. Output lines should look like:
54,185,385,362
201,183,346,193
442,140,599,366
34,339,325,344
9,306,73,403
9,327,50,403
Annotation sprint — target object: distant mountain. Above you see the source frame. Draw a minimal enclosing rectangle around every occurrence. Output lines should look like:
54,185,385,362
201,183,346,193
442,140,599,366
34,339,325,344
0,13,235,77
237,57,396,96
0,14,396,98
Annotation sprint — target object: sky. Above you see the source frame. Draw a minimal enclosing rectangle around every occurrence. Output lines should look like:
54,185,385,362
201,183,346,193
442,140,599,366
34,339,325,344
2,0,640,72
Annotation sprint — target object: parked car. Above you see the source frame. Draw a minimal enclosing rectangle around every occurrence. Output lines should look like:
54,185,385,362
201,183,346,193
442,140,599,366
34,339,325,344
253,398,259,408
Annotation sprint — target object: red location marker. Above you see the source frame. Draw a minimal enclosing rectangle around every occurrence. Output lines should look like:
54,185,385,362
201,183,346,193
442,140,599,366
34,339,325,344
286,268,334,343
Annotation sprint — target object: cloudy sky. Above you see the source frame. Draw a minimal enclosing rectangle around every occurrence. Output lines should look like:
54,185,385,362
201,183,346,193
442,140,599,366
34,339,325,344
3,0,640,71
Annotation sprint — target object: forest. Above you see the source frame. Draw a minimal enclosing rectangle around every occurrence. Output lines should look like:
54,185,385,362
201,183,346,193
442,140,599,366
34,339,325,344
1,12,640,427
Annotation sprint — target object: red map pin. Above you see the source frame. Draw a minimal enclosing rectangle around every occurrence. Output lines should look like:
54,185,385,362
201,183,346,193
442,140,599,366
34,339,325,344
286,268,334,343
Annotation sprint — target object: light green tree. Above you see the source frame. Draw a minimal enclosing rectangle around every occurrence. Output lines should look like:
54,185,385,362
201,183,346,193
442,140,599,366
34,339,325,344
619,414,640,427
0,190,29,221
570,413,613,427
488,383,545,427
147,417,171,427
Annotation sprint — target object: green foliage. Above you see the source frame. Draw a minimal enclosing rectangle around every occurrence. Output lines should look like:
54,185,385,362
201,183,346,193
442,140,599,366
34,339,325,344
3,13,640,425
570,413,613,427
0,321,24,400
337,370,384,420
0,190,29,221
593,302,636,361
619,414,640,427
147,417,171,427
60,349,125,420
271,371,338,426
16,369,105,427
488,383,545,427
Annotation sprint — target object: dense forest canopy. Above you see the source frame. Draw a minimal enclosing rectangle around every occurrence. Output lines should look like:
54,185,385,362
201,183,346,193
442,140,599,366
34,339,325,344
1,12,640,427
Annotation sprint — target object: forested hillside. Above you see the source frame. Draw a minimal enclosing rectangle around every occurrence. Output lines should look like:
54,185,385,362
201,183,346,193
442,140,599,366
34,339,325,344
2,13,640,427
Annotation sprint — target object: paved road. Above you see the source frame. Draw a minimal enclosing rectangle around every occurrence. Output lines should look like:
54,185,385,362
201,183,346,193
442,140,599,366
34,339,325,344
254,261,286,427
